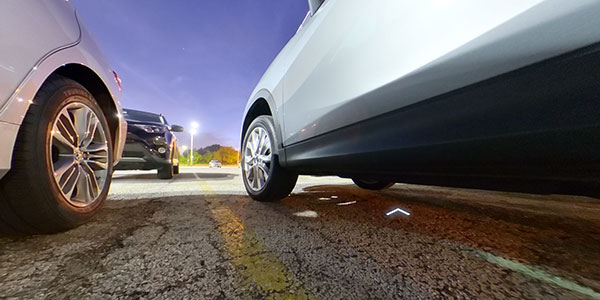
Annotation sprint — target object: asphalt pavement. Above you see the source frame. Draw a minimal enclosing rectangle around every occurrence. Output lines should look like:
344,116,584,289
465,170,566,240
1,167,599,299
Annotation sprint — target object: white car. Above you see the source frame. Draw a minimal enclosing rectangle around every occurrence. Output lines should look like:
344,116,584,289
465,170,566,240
241,0,600,201
209,160,222,168
0,1,127,234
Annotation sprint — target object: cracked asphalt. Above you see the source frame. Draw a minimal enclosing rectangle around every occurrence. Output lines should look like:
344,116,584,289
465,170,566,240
1,167,599,299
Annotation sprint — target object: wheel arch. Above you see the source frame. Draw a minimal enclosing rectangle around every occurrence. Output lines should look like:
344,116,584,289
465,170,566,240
242,90,284,148
241,90,287,166
51,64,120,158
242,98,272,144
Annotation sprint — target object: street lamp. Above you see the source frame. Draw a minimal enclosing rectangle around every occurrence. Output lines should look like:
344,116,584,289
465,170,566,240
189,122,199,166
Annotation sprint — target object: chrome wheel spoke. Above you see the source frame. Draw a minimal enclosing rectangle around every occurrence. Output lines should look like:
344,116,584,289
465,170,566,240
54,158,77,190
82,143,108,153
252,165,259,189
71,106,89,145
52,129,76,151
53,111,78,149
85,158,108,170
83,143,109,170
72,166,91,202
257,154,271,163
250,131,259,156
80,162,100,201
257,129,269,155
81,112,99,148
256,130,265,154
59,164,80,199
257,163,269,183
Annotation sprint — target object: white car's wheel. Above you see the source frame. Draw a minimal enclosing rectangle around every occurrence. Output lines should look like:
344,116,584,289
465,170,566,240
0,75,113,235
242,116,297,201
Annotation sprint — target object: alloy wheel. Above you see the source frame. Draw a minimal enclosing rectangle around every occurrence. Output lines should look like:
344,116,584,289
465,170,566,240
49,102,109,207
244,127,272,191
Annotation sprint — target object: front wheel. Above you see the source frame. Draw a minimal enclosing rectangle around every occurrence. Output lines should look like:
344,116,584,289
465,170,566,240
242,116,298,201
0,75,113,234
157,163,174,179
352,178,395,190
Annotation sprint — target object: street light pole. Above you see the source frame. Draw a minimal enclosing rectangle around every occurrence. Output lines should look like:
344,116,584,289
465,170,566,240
189,122,199,166
190,132,194,166
180,145,188,160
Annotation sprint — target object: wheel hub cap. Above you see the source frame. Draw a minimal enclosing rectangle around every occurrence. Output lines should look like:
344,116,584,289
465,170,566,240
74,148,83,162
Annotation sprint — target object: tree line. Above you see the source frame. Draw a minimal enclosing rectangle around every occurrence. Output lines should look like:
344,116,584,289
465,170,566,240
179,144,239,165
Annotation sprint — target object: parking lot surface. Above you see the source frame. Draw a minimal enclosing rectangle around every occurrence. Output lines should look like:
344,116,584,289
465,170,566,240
1,167,599,299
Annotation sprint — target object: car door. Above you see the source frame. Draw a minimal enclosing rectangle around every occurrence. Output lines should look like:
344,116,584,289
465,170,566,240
281,0,551,146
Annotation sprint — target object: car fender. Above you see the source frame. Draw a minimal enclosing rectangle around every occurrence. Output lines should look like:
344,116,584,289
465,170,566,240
242,88,287,163
0,24,126,178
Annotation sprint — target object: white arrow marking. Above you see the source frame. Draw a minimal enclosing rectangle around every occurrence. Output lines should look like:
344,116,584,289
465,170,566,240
386,208,411,216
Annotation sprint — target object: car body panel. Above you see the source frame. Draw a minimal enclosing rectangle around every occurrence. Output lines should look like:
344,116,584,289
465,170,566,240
0,0,80,108
244,0,600,147
284,42,600,183
0,2,126,180
242,0,600,196
0,122,19,179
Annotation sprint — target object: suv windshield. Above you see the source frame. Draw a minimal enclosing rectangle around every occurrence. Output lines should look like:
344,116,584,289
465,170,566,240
123,109,166,124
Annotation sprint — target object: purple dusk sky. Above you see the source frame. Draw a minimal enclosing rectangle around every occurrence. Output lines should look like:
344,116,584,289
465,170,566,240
73,0,308,149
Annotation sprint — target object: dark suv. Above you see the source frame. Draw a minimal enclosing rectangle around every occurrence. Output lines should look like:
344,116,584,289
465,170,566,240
115,109,184,179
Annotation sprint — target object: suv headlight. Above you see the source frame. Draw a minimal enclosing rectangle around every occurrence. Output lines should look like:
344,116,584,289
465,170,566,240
134,124,165,134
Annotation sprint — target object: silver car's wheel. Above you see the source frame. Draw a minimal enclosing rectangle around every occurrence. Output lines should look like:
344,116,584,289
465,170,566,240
50,103,110,207
244,126,272,191
241,116,297,202
0,75,113,235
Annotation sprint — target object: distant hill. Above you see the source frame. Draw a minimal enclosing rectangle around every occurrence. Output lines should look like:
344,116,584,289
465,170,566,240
196,144,222,155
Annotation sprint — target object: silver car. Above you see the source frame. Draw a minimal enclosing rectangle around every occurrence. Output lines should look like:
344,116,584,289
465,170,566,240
241,0,600,201
0,1,127,234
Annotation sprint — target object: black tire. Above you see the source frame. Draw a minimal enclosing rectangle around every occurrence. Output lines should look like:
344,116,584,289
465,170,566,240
173,164,180,175
352,178,395,190
242,116,298,201
0,75,113,235
157,163,174,179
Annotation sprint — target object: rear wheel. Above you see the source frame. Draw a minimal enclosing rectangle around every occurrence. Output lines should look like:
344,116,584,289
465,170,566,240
0,75,113,234
242,116,298,201
352,178,395,190
173,164,180,175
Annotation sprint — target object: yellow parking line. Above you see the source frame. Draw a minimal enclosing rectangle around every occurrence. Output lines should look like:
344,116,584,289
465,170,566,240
474,250,600,299
193,173,316,299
